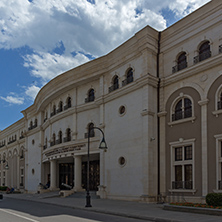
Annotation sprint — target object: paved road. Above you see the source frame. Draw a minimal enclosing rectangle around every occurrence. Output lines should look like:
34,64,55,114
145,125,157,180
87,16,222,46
0,198,150,222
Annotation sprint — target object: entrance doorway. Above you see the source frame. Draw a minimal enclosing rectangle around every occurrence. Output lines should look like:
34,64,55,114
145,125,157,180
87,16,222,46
59,163,74,190
82,160,100,191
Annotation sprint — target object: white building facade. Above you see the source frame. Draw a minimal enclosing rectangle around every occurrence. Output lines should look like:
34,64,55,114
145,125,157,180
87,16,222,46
0,0,222,203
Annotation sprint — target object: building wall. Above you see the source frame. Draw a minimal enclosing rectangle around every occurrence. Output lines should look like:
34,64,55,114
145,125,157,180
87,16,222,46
0,0,222,202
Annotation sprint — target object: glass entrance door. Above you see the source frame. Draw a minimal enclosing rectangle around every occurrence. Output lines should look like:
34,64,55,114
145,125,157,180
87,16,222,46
82,160,100,191
59,163,74,190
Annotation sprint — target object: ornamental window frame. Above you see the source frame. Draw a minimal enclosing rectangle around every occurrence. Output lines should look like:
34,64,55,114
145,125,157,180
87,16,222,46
122,68,134,86
57,101,63,113
216,85,222,111
64,128,71,142
109,75,119,93
64,96,72,109
85,88,95,103
212,85,222,117
172,52,187,73
213,134,222,192
58,131,63,144
169,93,195,125
194,40,211,64
85,122,95,138
169,138,196,193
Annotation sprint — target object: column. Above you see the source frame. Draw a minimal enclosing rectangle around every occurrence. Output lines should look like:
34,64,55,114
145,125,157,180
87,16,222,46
17,155,20,189
74,155,83,191
158,111,167,196
198,99,209,196
50,160,57,190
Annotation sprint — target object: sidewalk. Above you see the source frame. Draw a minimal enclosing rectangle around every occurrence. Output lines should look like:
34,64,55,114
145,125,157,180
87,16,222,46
3,192,222,222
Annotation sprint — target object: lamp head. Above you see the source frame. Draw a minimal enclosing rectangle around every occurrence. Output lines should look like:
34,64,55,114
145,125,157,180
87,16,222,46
99,137,108,150
5,162,9,170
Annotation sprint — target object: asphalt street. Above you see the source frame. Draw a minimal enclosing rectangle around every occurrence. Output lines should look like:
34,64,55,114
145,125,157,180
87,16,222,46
0,198,150,222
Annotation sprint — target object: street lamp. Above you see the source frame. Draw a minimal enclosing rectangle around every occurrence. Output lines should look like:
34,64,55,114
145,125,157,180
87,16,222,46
85,126,107,207
0,159,9,170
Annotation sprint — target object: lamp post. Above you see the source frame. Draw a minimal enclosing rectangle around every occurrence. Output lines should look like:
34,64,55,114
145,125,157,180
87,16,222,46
85,126,107,207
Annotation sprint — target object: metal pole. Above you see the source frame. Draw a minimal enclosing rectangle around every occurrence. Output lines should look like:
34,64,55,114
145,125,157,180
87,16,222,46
85,126,92,207
85,126,107,207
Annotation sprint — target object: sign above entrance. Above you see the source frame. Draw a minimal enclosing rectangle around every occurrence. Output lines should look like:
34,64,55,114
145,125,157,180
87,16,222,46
45,144,86,158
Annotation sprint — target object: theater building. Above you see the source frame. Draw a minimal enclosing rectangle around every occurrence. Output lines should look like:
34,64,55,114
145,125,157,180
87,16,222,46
0,0,222,203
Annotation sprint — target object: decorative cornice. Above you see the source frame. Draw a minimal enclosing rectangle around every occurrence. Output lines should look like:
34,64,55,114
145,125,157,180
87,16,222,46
162,54,222,87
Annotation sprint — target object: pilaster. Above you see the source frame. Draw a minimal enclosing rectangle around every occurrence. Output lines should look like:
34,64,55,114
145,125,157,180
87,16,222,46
198,99,209,196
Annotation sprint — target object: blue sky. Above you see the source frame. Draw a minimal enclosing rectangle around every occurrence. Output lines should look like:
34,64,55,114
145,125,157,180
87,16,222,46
0,0,211,130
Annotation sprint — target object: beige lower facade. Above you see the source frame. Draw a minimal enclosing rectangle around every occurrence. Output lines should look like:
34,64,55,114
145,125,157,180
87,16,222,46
0,0,222,203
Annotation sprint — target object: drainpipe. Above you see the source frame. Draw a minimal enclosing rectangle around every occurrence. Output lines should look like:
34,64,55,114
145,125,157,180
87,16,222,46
157,31,161,201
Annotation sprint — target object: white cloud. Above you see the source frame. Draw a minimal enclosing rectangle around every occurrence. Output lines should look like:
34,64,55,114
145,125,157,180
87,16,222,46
0,0,167,54
167,0,211,17
23,52,90,81
0,95,24,105
24,85,41,100
0,0,211,103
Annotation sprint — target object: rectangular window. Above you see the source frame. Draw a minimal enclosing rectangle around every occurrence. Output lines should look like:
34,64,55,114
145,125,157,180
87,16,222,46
174,165,182,189
185,164,192,189
216,137,222,190
171,140,194,190
175,147,182,161
185,146,192,160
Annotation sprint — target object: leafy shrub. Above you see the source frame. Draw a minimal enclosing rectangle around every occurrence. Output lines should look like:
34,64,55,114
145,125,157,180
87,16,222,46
0,186,8,191
206,193,222,206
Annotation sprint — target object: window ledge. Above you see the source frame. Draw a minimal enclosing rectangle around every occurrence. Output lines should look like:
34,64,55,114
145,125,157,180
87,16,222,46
212,110,222,117
213,189,222,193
169,189,197,194
168,116,196,126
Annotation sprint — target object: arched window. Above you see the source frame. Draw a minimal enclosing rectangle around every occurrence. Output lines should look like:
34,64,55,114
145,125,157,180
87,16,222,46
51,105,56,117
113,76,119,90
85,89,95,103
44,111,48,122
64,97,72,110
34,119,38,127
178,52,187,71
172,98,192,121
20,148,24,159
172,52,187,73
216,87,222,110
29,121,33,130
58,101,63,113
199,41,211,61
122,68,134,86
194,41,211,63
58,131,63,144
67,97,72,108
109,75,119,93
85,123,95,138
65,128,71,142
218,92,222,110
51,133,56,146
